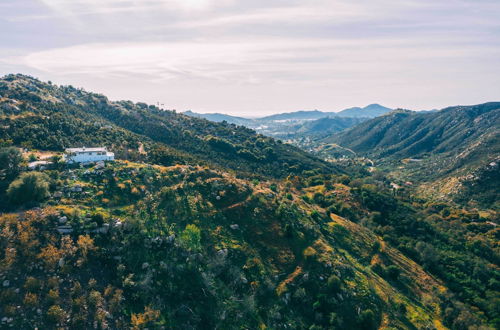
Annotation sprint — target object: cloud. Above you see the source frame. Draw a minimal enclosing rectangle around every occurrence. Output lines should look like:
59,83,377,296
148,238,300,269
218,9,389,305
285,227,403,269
20,36,498,85
2,0,499,113
37,0,231,16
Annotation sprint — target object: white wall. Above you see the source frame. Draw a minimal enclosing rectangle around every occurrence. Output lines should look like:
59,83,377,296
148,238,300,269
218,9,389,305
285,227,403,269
65,152,114,163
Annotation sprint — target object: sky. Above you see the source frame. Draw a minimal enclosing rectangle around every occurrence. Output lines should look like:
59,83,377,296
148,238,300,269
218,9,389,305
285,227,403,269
0,0,499,116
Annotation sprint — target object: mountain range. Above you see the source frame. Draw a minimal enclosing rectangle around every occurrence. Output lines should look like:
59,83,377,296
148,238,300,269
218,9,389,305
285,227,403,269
326,103,500,208
183,104,392,138
184,103,393,124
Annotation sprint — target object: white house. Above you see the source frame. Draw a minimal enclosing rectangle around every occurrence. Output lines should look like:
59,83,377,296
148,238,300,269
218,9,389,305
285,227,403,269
64,147,114,164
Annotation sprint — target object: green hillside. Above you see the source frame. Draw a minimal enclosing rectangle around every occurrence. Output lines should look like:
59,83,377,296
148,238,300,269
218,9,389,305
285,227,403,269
325,103,500,208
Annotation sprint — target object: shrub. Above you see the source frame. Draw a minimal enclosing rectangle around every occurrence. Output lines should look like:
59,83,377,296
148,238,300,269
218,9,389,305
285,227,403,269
386,265,401,280
47,305,66,323
359,309,377,329
180,224,201,251
327,275,342,293
6,171,50,205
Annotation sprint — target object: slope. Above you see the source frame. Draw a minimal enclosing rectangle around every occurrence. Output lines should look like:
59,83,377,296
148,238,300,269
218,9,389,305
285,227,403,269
0,161,457,329
325,103,500,208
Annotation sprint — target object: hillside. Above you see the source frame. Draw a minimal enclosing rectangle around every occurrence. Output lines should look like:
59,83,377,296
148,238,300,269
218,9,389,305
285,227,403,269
290,117,367,138
0,74,333,179
336,104,392,118
182,111,254,126
1,160,497,329
325,103,500,208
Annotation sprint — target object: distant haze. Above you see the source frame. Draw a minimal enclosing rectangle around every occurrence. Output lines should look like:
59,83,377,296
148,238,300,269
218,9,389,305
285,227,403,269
1,0,499,116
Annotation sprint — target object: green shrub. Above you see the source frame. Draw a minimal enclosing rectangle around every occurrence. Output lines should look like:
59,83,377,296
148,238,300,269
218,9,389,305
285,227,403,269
180,224,201,251
386,265,401,280
6,171,50,205
327,275,342,293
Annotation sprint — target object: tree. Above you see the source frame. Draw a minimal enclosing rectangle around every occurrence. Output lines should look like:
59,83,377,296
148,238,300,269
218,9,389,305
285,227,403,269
47,305,66,324
0,147,23,180
6,171,50,205
180,224,201,251
386,265,401,281
359,309,377,329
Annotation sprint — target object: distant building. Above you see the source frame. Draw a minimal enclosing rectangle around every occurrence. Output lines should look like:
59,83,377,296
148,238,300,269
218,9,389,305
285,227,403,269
64,147,114,164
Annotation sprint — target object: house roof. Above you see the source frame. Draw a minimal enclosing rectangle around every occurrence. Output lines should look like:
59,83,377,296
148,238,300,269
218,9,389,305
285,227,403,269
65,147,107,153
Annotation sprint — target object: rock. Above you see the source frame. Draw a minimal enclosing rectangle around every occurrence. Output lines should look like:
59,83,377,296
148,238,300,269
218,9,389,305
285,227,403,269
95,161,105,169
2,280,10,287
96,224,109,234
58,216,67,224
166,234,175,244
230,224,239,230
58,258,65,267
142,262,149,269
56,225,73,234
216,249,228,258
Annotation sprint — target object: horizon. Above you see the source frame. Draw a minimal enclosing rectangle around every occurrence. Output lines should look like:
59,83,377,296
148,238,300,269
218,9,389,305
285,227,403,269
2,72,496,117
1,0,499,116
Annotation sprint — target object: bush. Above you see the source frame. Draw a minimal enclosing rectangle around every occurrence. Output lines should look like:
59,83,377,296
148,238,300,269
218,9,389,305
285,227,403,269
386,265,401,280
47,305,66,323
327,275,342,293
180,224,201,251
6,171,50,205
359,309,377,329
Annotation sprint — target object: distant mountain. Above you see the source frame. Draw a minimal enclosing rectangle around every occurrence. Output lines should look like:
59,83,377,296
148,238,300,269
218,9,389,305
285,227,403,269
335,103,392,118
184,105,393,124
184,106,390,138
259,104,392,121
327,103,499,161
285,117,367,138
259,110,328,121
183,110,254,126
326,102,500,207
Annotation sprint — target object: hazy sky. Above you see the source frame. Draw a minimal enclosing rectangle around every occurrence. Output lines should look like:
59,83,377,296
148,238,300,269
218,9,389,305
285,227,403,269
1,0,499,115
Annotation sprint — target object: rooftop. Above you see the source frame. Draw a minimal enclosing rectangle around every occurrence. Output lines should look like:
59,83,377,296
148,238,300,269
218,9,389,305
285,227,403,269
65,147,108,153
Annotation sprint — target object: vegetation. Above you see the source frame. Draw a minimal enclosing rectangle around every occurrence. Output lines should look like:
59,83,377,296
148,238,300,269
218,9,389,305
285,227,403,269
6,171,50,205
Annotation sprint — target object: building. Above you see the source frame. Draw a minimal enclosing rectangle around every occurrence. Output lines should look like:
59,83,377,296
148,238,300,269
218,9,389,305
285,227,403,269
64,147,114,164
